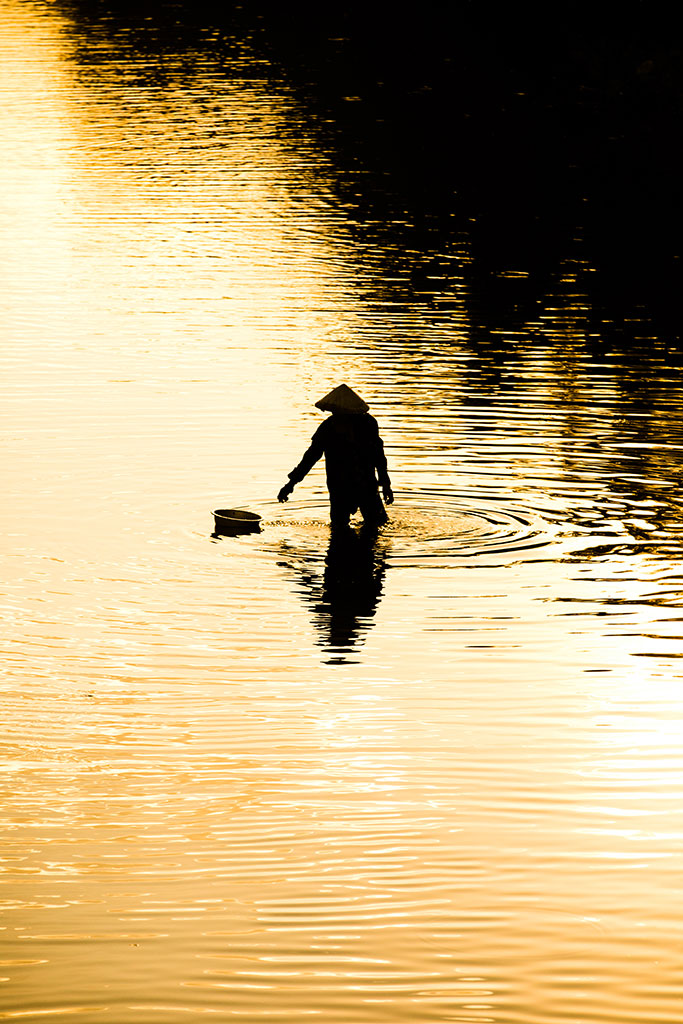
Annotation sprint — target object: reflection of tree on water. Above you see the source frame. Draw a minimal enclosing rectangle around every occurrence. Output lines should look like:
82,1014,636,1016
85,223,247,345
277,526,387,665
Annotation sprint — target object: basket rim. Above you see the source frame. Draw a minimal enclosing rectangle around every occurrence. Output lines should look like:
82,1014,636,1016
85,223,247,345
213,508,262,522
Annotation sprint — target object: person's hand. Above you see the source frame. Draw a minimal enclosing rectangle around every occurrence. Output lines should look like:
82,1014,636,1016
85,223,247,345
278,482,293,503
382,485,394,505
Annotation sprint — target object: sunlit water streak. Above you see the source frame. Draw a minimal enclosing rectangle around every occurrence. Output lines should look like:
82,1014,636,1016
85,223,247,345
3,3,683,1023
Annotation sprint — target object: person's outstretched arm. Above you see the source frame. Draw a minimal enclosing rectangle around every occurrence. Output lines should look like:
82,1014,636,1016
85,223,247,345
278,426,325,502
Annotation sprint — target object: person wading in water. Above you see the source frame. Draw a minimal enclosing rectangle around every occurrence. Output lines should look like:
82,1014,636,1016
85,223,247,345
277,385,393,530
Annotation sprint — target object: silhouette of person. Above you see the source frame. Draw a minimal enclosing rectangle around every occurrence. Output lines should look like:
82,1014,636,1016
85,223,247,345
277,385,393,530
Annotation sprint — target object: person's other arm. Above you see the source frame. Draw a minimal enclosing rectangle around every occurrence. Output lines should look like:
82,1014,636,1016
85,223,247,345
371,418,393,504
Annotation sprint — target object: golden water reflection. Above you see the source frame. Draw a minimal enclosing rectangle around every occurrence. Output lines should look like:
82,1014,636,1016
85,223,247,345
3,3,683,1023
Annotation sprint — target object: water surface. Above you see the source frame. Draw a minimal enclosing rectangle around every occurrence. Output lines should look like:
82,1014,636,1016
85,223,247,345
3,4,683,1022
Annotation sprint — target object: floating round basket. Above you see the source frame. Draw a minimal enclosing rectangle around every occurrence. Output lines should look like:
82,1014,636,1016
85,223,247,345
212,508,262,536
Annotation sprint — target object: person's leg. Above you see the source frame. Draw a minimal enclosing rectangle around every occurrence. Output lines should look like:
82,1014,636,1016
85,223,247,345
359,489,388,527
329,496,352,531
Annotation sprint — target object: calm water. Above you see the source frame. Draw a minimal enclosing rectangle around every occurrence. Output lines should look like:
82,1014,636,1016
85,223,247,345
3,4,683,1022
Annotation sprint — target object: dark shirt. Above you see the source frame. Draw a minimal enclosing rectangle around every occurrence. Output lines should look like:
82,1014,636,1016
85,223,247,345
288,414,390,500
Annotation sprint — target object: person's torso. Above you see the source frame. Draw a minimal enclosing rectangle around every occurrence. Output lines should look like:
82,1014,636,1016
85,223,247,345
318,415,378,489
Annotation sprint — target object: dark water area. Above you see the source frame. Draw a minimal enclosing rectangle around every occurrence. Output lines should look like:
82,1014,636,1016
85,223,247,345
61,0,683,345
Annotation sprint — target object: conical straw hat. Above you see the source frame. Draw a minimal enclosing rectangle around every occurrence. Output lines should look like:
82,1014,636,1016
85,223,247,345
315,384,369,414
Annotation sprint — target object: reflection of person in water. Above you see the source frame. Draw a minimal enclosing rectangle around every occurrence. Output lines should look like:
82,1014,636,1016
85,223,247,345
278,527,387,664
321,528,386,658
277,385,393,530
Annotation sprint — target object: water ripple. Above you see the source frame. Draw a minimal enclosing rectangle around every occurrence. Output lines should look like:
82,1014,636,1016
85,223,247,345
241,491,552,567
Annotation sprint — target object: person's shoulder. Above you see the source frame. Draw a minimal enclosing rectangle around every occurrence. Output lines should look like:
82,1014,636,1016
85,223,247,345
313,416,335,438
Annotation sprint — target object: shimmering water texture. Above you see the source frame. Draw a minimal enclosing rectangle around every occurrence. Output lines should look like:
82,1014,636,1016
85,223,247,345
3,3,683,1023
